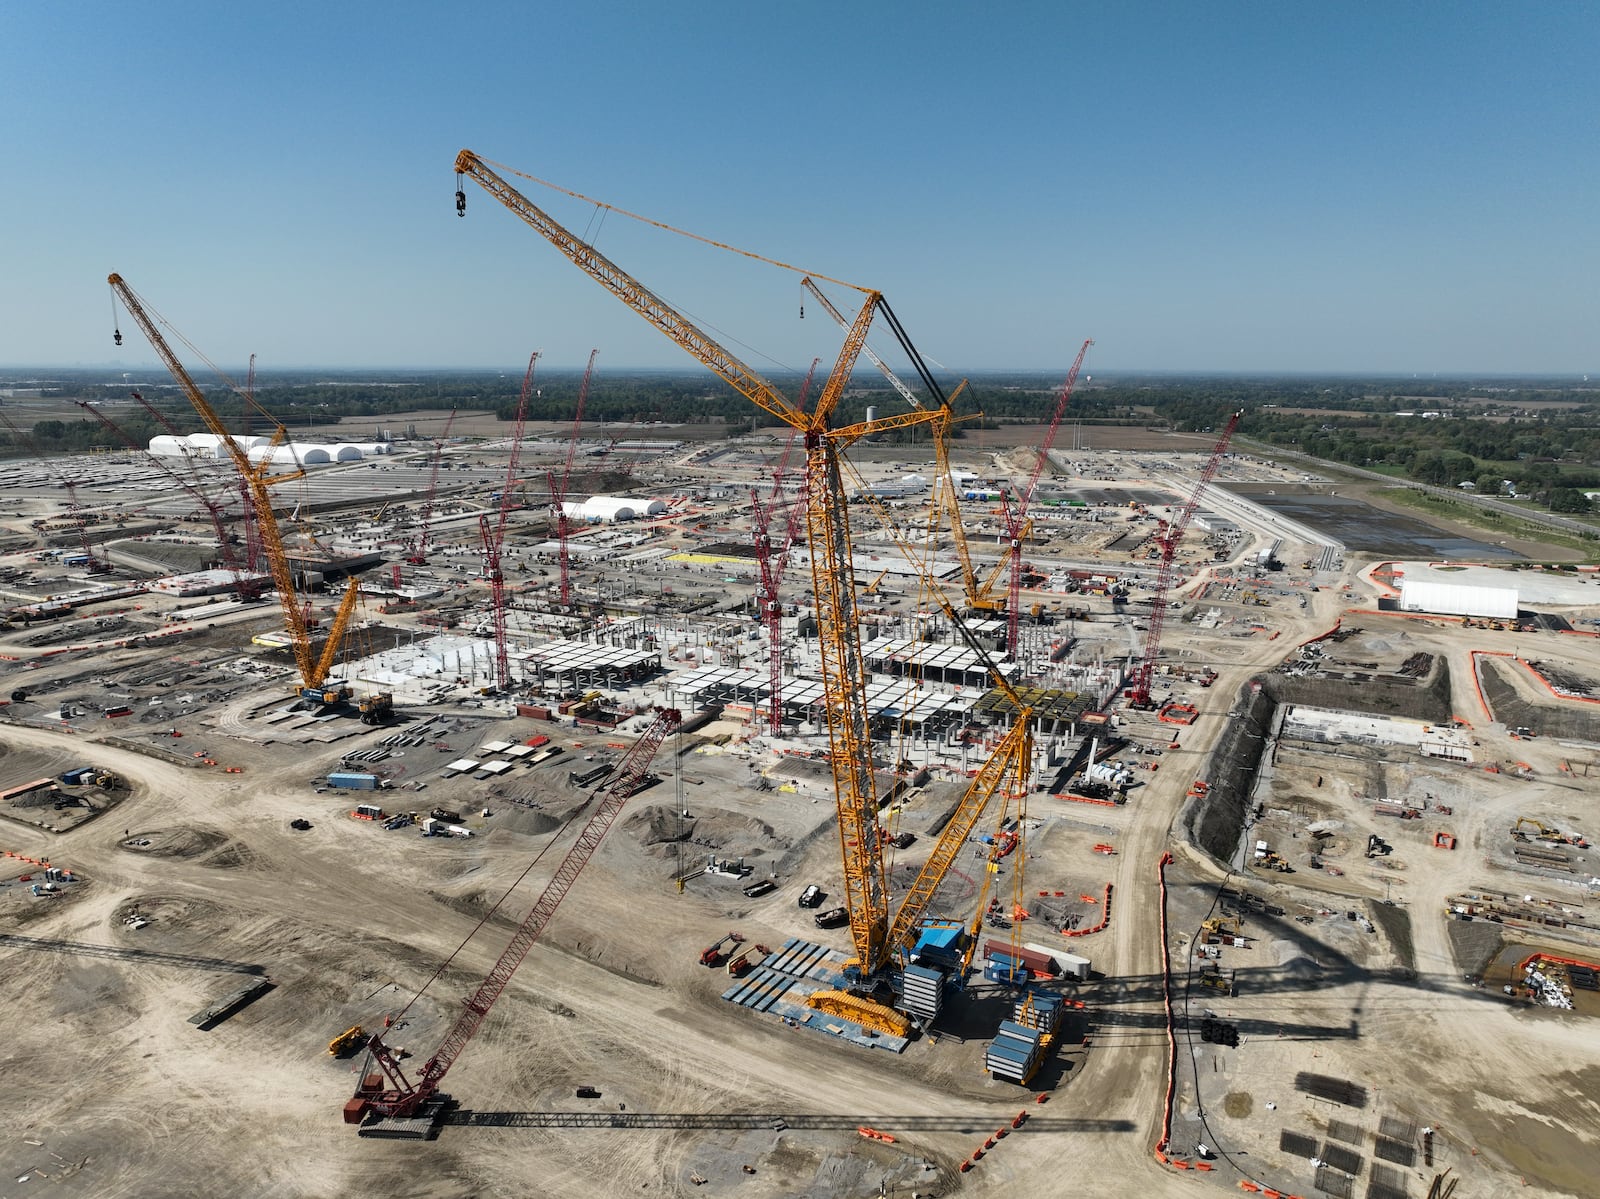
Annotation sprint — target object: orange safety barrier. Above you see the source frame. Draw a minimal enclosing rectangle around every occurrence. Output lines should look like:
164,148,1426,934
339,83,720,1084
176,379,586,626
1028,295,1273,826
1062,883,1113,937
1053,791,1119,807
1518,950,1600,974
1153,852,1177,1163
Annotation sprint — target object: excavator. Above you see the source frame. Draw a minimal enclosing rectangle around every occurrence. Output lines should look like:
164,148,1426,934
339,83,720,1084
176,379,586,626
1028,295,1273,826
1511,817,1589,848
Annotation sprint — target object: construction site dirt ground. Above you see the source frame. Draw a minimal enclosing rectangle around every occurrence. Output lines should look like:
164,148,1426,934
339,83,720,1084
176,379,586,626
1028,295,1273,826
6,421,1600,1196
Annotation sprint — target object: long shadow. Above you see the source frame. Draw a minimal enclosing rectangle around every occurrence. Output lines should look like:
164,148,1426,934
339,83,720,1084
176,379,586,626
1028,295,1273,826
0,932,265,975
443,1110,1137,1133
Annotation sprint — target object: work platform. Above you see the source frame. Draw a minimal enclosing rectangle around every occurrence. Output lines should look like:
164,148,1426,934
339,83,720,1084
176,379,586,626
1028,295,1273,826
720,938,910,1054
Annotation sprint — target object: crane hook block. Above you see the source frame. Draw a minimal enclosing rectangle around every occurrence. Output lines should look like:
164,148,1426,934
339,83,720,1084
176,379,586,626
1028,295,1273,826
113,328,123,346
456,188,467,218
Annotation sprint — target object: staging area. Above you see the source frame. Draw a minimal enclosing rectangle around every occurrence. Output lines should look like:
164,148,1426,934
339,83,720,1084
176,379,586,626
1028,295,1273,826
3,416,1600,1199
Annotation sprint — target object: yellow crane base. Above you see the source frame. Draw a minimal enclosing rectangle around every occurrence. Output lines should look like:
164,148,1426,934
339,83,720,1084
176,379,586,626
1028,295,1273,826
806,990,911,1038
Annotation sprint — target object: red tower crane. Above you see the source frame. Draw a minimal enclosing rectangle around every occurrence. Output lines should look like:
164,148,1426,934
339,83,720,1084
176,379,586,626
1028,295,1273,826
346,706,683,1127
548,349,598,607
750,360,816,734
1125,409,1243,710
482,352,540,689
993,339,1092,658
408,406,459,565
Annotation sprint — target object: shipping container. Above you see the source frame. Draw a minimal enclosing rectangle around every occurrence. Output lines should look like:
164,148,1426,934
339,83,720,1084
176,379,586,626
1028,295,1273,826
59,766,97,785
517,705,552,721
328,771,380,790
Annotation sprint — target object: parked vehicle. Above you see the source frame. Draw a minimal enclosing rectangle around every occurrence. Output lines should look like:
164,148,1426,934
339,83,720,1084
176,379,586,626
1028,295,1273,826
798,884,824,909
814,907,849,929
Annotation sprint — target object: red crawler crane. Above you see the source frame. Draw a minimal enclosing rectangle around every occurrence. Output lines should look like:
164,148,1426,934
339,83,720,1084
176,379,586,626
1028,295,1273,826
0,409,111,573
408,406,459,565
994,339,1092,658
482,351,540,690
240,354,261,572
750,360,817,734
548,349,598,607
74,399,265,599
346,706,683,1128
1125,409,1243,710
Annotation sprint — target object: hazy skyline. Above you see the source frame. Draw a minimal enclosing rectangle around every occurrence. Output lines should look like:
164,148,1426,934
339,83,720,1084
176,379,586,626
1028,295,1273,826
4,3,1596,376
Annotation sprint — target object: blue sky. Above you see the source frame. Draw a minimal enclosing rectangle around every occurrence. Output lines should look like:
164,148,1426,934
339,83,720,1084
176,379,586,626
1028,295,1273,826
3,2,1596,375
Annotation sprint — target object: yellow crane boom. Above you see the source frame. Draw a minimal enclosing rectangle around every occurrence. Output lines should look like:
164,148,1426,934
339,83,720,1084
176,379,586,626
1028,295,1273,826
455,152,945,979
108,273,357,702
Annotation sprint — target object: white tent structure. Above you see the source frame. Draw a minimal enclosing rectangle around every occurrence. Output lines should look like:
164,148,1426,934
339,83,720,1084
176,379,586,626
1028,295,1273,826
561,495,667,524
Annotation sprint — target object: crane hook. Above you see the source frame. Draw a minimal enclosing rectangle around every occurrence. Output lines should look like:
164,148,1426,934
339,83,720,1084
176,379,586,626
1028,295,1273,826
455,173,467,218
113,328,123,346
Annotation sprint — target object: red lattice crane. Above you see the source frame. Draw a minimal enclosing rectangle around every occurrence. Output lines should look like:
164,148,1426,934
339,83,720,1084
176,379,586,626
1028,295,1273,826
240,354,262,572
347,706,682,1126
1125,409,1243,709
992,339,1091,658
408,406,459,565
74,398,264,599
481,352,540,689
750,359,817,733
548,348,598,607
0,409,111,573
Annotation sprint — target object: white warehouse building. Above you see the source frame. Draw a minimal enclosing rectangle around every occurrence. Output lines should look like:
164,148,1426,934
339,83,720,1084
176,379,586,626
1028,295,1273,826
1399,579,1518,620
561,495,668,523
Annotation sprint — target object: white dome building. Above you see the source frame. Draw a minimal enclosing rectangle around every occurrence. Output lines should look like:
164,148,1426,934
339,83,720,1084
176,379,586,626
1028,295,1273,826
149,432,271,459
561,495,668,524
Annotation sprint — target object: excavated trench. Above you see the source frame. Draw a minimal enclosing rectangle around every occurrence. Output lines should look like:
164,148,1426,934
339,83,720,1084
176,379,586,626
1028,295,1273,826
1181,663,1456,867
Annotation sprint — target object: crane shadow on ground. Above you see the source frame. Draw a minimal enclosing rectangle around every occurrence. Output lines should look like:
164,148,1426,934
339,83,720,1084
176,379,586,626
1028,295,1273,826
442,1110,1137,1134
0,931,265,975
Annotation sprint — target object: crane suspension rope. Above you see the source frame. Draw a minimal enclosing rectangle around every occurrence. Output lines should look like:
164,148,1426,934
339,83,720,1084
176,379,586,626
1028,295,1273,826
471,155,870,294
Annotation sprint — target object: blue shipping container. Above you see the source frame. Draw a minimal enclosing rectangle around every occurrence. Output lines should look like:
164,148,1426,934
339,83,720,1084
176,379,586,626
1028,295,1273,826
327,772,379,790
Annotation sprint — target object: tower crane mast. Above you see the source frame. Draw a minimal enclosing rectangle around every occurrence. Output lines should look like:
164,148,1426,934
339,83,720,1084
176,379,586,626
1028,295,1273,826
1126,410,1243,709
